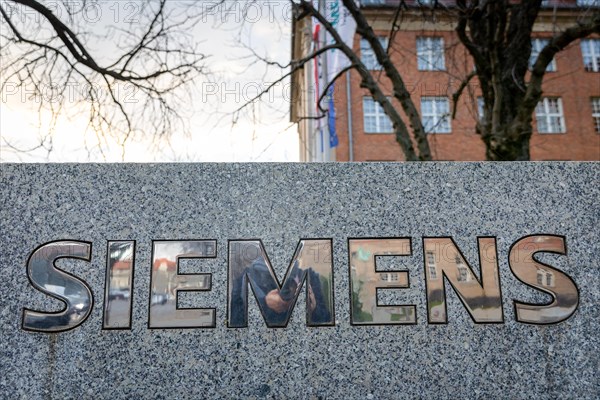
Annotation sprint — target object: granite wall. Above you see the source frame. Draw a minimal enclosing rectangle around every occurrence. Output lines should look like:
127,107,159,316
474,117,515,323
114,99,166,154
1,163,598,399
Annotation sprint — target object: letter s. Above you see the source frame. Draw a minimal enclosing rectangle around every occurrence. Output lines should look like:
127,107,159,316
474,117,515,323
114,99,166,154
509,235,578,325
22,241,93,332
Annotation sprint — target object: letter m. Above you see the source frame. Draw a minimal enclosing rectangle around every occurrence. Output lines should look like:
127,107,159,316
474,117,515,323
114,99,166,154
227,239,334,328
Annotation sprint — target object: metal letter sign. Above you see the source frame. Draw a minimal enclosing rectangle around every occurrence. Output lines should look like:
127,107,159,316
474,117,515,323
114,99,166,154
228,239,334,328
149,241,217,328
21,235,579,332
22,241,93,333
103,241,135,329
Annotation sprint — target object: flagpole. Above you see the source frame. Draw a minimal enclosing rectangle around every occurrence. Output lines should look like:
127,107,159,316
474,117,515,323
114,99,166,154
318,0,331,161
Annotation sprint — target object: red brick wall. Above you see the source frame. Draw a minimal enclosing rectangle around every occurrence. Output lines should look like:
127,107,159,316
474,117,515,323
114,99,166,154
333,30,600,161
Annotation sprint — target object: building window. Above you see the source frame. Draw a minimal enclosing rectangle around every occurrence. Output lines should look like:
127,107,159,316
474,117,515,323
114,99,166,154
537,269,555,287
455,256,471,282
477,97,485,121
576,0,599,6
426,251,437,280
381,273,399,282
426,251,435,266
417,37,445,71
363,97,393,133
535,98,566,133
421,97,451,133
361,0,386,5
530,38,556,72
581,39,600,72
360,37,389,71
592,98,600,133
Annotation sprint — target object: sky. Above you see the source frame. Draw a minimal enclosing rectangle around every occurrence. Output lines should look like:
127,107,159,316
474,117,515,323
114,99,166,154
0,0,300,162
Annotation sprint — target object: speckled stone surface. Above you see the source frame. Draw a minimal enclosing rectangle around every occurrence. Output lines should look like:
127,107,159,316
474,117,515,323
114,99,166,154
1,163,598,399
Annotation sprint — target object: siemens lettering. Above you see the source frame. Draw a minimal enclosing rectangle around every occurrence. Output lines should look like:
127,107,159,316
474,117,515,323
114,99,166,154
20,235,579,333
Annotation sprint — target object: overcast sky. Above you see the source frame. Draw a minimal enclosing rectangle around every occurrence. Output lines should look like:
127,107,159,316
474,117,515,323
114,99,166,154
0,1,299,162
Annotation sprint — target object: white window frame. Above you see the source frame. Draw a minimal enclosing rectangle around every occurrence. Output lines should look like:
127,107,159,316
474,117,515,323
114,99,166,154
581,39,600,72
416,37,445,71
535,98,566,134
530,38,557,72
477,97,485,121
363,97,393,134
361,0,386,5
421,97,451,133
426,251,437,280
381,273,400,282
537,269,555,287
360,37,389,71
576,0,599,7
591,98,600,133
457,265,470,282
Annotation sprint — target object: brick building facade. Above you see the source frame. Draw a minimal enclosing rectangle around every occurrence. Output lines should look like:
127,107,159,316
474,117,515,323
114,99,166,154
290,0,600,161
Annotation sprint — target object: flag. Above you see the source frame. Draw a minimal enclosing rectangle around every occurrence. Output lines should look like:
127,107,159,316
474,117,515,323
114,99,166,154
324,0,356,89
312,0,357,101
312,1,357,151
327,85,339,148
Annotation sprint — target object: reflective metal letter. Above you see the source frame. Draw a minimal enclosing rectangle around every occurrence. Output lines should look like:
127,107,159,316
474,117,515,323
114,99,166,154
509,235,578,324
349,238,415,325
149,240,216,328
228,239,334,328
423,237,503,324
22,241,93,333
103,241,135,329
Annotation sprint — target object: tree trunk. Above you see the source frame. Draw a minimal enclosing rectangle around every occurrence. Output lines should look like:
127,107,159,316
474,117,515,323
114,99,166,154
456,1,599,162
482,128,531,161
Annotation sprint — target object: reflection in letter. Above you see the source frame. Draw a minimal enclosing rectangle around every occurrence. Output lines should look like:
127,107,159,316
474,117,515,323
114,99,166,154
22,241,93,332
509,235,578,324
423,237,503,324
103,241,135,329
349,238,415,325
149,240,216,328
228,240,334,328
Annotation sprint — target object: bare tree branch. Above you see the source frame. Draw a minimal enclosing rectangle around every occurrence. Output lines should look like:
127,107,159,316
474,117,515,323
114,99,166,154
1,0,208,159
341,0,431,160
297,0,419,161
518,13,600,123
451,70,476,119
